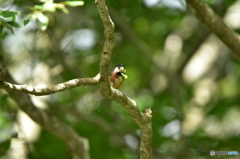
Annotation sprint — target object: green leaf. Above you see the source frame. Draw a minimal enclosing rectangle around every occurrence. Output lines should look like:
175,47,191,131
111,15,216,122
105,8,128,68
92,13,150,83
1,21,14,34
23,19,30,26
31,12,49,31
35,20,47,31
61,7,69,14
30,13,38,20
37,12,49,24
42,0,57,12
55,3,69,14
64,1,84,7
35,20,48,31
7,21,20,28
33,5,44,10
0,11,19,21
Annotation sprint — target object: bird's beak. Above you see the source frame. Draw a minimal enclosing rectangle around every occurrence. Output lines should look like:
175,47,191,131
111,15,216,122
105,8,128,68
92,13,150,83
121,73,128,79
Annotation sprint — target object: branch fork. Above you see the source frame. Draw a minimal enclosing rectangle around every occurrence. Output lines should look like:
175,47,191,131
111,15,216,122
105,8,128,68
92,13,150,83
0,0,152,159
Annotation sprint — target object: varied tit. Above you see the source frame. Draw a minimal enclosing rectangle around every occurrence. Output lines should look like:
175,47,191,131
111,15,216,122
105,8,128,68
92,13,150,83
109,64,128,89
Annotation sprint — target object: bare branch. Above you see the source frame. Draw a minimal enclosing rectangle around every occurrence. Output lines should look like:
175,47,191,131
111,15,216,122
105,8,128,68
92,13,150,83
0,73,100,96
111,88,152,159
186,0,240,59
96,0,115,97
2,69,90,159
0,1,153,158
96,0,152,158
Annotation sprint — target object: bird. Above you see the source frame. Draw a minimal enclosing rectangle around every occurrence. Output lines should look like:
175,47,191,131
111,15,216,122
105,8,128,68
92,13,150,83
109,64,128,89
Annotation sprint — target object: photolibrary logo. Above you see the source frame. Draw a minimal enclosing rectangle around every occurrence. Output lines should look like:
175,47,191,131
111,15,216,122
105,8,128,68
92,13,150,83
210,150,215,156
210,150,238,156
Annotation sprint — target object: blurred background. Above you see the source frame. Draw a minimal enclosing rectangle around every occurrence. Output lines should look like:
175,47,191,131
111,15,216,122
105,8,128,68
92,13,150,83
1,0,240,158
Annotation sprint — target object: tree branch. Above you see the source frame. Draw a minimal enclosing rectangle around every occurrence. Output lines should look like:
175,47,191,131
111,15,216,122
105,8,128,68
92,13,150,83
1,68,90,159
111,89,152,159
0,71,100,96
186,0,240,59
96,0,152,159
0,0,153,158
96,0,115,98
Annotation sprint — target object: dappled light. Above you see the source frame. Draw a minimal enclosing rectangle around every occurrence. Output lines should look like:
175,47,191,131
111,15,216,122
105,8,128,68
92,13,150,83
61,29,96,51
183,36,220,84
224,1,240,29
204,107,240,138
161,119,181,139
182,107,204,135
150,74,168,94
1,0,240,159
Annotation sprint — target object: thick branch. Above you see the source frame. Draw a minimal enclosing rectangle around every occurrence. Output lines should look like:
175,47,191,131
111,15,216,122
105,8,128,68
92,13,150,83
0,72,100,96
186,0,240,59
96,0,115,97
96,0,152,159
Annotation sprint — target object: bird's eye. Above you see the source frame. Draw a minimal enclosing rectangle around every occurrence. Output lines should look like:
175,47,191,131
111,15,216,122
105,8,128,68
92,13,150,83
119,66,126,73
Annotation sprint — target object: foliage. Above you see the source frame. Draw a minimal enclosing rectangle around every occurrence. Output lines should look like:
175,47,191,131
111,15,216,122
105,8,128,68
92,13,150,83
0,10,20,38
1,0,240,159
0,0,84,37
